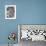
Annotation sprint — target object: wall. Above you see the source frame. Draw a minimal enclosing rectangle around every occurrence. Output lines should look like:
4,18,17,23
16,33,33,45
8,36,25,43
0,0,46,44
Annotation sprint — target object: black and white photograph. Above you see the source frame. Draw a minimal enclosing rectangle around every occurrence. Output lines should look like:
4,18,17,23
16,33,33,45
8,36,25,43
18,24,46,46
5,5,16,19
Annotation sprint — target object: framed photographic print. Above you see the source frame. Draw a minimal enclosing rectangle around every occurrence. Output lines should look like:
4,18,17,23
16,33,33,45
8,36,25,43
5,5,16,19
18,24,46,42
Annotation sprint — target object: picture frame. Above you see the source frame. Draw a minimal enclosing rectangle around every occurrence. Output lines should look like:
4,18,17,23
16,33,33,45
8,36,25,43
5,5,16,19
18,24,46,42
